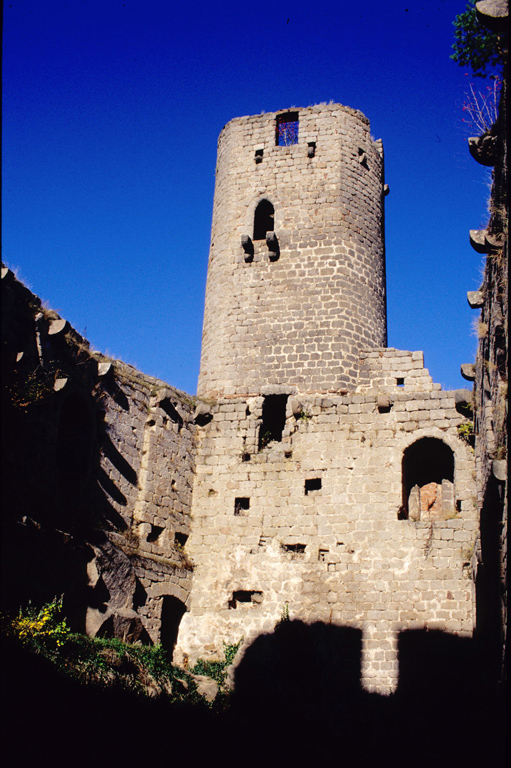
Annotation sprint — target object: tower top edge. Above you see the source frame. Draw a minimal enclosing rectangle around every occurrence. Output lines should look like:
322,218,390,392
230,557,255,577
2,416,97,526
218,102,371,138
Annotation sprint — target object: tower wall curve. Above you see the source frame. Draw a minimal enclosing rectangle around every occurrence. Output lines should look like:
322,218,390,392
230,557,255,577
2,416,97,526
198,103,387,398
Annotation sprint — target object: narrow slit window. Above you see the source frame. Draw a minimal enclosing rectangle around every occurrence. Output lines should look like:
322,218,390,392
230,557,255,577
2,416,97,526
276,112,299,146
253,199,275,240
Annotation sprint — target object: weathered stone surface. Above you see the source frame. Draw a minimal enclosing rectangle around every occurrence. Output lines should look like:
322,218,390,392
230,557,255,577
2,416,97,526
468,134,497,166
188,673,219,702
469,229,488,253
467,291,484,308
492,460,507,482
476,0,509,31
461,364,476,381
48,317,67,335
198,105,387,398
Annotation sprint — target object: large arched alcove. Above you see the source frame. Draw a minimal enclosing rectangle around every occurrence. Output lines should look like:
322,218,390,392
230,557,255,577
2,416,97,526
402,438,455,521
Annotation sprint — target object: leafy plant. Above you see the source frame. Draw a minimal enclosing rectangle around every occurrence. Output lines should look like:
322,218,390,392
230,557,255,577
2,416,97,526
275,602,290,630
2,596,70,651
458,421,475,445
8,366,58,410
192,639,243,685
451,1,504,77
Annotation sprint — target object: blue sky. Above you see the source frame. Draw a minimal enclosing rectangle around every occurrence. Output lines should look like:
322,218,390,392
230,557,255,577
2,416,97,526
2,0,493,394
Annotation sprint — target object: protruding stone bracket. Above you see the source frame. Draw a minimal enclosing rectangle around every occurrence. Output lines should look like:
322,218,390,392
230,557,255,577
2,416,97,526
266,231,280,261
467,290,484,308
468,134,497,166
194,401,213,426
469,229,488,253
377,394,392,413
48,317,68,336
358,148,369,168
241,234,254,262
475,0,509,32
97,361,112,377
492,459,507,482
383,184,390,196
54,377,69,392
461,364,476,381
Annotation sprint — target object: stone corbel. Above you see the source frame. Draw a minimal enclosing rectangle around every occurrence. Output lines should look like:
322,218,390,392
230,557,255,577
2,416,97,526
241,234,254,262
266,231,280,261
468,134,497,166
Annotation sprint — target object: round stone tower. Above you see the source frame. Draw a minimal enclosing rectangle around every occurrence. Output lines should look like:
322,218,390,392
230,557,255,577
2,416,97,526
198,103,387,398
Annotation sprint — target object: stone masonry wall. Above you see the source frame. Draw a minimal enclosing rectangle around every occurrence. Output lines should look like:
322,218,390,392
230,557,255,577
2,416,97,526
177,353,477,693
464,54,508,682
88,361,197,644
198,104,387,398
1,265,197,648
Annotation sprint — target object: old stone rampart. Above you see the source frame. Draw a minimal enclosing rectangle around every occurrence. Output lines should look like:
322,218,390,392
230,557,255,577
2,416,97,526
1,265,198,647
463,18,508,684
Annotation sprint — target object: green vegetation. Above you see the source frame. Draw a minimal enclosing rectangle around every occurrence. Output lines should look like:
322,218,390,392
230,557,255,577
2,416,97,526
191,638,243,684
451,1,504,77
458,420,475,447
2,599,240,708
275,602,290,630
8,365,58,410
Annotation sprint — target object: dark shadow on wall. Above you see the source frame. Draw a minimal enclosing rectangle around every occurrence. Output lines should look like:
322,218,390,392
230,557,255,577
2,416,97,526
228,621,505,768
0,621,506,768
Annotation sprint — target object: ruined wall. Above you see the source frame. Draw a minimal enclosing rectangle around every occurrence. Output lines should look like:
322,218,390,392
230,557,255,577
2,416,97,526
464,57,508,682
1,265,197,648
198,104,387,398
177,351,477,693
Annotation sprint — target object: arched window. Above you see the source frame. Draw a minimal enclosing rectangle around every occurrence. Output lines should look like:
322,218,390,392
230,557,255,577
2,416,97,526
402,438,455,521
253,199,275,241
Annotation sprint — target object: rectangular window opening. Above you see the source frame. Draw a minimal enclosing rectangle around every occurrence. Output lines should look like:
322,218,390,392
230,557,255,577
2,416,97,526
234,497,250,515
228,590,263,609
175,532,188,547
281,543,306,559
397,378,405,387
305,477,322,495
276,112,299,146
147,525,164,543
258,394,288,450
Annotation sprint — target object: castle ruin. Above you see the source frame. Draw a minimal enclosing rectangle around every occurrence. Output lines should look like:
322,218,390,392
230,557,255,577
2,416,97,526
1,100,505,696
